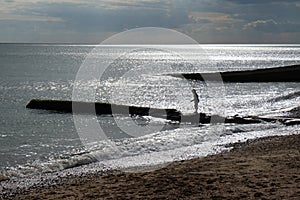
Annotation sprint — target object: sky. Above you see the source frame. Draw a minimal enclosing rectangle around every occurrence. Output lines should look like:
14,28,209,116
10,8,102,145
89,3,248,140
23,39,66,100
1,0,300,43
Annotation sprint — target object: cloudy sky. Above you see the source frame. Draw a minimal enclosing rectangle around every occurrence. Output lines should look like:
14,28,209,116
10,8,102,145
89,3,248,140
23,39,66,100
1,0,300,43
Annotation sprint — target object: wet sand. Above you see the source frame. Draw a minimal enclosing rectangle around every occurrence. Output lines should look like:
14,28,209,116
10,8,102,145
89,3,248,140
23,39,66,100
5,134,300,199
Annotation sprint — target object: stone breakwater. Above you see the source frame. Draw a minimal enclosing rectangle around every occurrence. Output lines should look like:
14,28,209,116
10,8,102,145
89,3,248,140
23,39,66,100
169,64,300,82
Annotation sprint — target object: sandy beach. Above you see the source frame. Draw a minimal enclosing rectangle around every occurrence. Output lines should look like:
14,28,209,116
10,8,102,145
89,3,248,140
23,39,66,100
0,0,300,198
4,133,299,200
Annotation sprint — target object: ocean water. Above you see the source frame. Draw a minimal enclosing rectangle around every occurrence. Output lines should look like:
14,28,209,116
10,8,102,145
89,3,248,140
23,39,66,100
0,44,300,182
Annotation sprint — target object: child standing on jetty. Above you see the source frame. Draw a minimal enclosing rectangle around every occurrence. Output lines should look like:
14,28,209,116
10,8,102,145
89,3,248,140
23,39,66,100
192,89,199,113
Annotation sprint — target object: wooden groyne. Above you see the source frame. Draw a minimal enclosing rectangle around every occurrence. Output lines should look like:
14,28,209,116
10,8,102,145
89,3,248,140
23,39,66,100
26,99,181,121
170,64,300,82
26,99,299,126
26,99,261,124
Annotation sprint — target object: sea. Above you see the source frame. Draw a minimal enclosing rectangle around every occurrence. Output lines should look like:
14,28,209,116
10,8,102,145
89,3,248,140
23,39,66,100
0,44,299,187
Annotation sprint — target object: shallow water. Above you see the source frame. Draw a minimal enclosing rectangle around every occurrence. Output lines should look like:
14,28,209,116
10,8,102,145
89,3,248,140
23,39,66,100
0,44,299,181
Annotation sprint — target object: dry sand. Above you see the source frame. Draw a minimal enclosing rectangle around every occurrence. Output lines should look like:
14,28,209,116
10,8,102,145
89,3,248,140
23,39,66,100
6,134,300,199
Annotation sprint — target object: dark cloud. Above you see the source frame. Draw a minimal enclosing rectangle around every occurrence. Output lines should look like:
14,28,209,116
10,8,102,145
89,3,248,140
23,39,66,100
21,2,191,32
231,2,300,22
225,0,299,4
0,0,300,43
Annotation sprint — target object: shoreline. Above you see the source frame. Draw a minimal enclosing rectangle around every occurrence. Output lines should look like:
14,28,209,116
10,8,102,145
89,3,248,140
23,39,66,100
2,133,300,199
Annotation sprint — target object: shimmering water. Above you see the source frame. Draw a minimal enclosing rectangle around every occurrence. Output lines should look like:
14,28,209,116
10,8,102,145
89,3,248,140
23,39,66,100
0,44,299,180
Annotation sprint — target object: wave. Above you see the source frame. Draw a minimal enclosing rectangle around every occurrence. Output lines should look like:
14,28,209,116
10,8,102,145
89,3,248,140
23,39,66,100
288,106,300,118
0,152,99,181
0,126,226,180
0,123,283,182
268,91,300,102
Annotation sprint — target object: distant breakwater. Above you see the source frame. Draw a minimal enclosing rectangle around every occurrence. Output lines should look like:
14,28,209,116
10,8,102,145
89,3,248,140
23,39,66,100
169,64,300,82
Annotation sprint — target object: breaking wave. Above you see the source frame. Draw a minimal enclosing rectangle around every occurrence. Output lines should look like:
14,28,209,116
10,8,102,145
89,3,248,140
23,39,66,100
268,91,300,102
0,122,285,182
